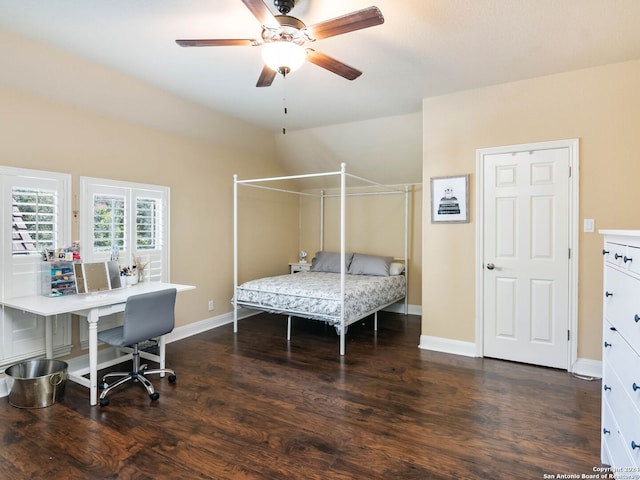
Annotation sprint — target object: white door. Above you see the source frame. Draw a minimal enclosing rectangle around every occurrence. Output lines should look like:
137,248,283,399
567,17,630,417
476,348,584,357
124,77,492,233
479,142,575,369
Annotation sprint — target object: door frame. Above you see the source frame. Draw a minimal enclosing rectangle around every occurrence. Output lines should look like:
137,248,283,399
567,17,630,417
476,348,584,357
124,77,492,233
474,138,580,371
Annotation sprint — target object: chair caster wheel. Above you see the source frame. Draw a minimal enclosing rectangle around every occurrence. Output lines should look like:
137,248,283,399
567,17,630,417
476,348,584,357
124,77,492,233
99,398,110,407
100,382,109,390
150,392,160,401
169,374,176,383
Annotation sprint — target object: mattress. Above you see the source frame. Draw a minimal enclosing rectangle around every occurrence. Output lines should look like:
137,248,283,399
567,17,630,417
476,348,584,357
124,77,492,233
235,271,406,326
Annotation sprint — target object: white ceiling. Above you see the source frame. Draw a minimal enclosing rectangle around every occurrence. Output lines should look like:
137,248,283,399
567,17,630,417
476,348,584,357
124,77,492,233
1,0,640,134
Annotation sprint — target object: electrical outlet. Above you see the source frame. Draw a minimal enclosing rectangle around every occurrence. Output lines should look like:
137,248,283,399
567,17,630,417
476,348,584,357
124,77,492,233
208,300,215,311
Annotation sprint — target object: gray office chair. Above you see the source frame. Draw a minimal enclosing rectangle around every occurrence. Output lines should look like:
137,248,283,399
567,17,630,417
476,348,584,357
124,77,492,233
97,288,177,406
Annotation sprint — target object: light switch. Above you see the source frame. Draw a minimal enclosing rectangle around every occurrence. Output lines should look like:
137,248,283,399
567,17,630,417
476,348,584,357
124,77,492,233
584,218,595,233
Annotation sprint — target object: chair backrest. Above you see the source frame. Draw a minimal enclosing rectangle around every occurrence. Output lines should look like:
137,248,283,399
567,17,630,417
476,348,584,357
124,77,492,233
121,288,177,346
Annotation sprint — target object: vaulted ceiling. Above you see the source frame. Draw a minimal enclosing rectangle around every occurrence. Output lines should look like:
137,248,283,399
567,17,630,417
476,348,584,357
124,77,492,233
1,0,640,135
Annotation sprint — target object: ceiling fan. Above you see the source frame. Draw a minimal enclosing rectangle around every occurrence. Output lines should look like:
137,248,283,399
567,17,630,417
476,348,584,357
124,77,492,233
176,0,384,87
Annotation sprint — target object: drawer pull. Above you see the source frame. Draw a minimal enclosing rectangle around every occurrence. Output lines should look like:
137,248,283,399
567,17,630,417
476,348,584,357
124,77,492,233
635,314,640,323
604,341,612,348
604,384,612,391
633,441,640,450
605,291,614,297
610,326,617,331
634,383,640,392
615,253,623,260
602,249,610,256
603,428,611,435
624,256,633,263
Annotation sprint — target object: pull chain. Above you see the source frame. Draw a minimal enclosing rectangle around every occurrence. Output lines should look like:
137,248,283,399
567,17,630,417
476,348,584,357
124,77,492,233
281,73,288,135
283,102,288,135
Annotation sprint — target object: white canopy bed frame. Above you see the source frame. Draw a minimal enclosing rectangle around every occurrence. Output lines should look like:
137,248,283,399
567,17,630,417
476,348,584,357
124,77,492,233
233,163,410,356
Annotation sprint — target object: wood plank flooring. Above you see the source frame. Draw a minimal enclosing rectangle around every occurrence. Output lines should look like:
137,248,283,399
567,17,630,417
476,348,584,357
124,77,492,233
0,312,602,479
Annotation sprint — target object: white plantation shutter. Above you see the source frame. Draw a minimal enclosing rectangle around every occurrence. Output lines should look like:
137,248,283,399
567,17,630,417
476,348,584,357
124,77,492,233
136,196,161,251
135,193,164,282
12,187,58,255
2,169,71,299
1,167,72,363
93,194,126,253
80,177,169,282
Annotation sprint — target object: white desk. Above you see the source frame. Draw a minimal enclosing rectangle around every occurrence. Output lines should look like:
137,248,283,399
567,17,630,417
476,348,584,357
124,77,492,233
2,282,195,406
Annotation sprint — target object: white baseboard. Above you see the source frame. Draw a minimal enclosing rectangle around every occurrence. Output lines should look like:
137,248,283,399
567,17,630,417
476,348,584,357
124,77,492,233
382,303,422,316
571,358,602,379
419,335,478,357
165,307,257,344
419,334,603,377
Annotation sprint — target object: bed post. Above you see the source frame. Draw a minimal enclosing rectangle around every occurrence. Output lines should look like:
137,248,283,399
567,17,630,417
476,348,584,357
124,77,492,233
340,163,346,356
404,185,410,316
233,174,238,333
320,190,325,251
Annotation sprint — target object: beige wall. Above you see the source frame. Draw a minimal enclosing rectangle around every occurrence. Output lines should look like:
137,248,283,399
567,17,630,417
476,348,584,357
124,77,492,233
422,59,640,361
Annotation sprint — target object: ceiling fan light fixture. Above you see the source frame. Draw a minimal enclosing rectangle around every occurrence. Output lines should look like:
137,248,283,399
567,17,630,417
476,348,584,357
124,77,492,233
262,41,306,75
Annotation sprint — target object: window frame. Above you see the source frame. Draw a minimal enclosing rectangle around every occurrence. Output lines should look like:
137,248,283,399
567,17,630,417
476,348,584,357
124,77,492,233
79,177,170,282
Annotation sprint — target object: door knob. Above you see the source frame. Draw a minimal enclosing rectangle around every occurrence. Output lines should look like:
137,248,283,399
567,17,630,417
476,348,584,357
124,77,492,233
486,263,495,270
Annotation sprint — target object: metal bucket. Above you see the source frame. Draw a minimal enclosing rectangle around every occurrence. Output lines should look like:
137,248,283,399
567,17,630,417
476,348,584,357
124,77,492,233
5,359,68,408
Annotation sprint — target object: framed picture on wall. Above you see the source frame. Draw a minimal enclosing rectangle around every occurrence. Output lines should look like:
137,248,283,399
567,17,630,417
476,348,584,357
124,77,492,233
430,174,469,223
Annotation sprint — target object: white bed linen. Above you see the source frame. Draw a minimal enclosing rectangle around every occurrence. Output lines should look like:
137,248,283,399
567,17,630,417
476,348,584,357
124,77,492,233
235,271,406,326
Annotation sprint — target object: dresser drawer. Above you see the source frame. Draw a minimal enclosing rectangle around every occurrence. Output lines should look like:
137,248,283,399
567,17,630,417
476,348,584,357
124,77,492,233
602,399,636,468
604,322,640,412
629,246,640,276
605,266,640,353
603,363,640,467
605,242,628,268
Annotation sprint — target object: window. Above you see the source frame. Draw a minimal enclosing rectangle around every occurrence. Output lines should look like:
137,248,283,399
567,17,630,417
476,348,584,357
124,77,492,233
1,166,71,300
12,187,58,255
136,197,162,250
80,177,169,282
93,194,126,253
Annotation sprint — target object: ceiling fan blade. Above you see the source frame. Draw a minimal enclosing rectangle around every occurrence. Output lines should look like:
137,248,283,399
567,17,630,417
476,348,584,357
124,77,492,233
176,39,258,47
305,6,384,40
241,0,279,28
306,49,362,80
256,65,277,87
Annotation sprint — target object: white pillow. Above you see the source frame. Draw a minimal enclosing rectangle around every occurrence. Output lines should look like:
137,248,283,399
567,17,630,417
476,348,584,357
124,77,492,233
389,262,405,275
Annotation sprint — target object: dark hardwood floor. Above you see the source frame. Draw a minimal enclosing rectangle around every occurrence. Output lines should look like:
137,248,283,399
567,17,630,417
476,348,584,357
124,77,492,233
0,312,602,479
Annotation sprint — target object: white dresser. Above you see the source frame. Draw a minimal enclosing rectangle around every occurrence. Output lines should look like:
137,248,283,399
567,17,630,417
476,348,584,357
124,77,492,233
601,230,640,468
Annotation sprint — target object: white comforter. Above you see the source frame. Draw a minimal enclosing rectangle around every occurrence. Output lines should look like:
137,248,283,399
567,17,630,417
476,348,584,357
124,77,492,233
235,271,406,326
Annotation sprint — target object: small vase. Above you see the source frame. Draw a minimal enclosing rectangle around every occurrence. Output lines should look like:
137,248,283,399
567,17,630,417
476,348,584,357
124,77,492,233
137,269,145,283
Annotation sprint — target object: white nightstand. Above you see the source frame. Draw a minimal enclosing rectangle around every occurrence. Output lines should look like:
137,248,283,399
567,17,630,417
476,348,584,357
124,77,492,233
289,262,311,274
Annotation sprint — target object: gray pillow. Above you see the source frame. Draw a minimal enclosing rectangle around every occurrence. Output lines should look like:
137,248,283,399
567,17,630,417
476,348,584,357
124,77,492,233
310,251,353,273
348,253,393,276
